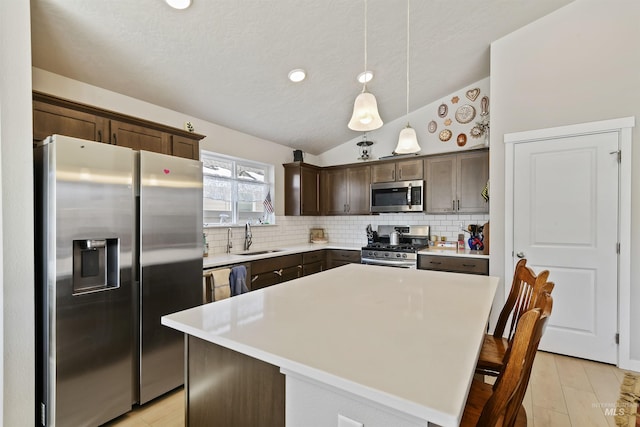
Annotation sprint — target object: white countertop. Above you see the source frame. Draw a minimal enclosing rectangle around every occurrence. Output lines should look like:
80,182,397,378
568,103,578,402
202,243,360,268
162,263,498,426
203,243,488,269
418,247,490,259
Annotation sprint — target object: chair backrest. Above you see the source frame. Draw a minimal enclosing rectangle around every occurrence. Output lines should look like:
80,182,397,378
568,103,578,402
477,290,553,427
503,287,553,427
494,259,550,341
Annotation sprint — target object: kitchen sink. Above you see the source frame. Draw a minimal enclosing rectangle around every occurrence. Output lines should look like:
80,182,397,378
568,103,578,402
238,249,283,256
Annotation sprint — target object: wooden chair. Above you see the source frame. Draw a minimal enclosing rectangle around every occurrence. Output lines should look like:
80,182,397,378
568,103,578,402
461,290,553,427
476,259,551,377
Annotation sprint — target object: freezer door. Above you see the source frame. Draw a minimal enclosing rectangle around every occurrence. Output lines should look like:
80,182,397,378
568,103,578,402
138,150,203,404
36,135,135,427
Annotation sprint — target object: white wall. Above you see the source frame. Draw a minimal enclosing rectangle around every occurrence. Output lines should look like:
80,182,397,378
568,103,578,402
318,78,490,166
491,0,640,366
0,0,35,424
32,68,321,216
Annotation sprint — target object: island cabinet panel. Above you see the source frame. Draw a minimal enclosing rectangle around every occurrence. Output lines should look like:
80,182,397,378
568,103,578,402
286,373,425,427
425,149,489,214
371,158,423,183
33,100,109,144
187,335,285,427
322,165,371,215
302,250,326,276
418,254,489,275
249,254,303,290
283,162,321,216
326,249,361,269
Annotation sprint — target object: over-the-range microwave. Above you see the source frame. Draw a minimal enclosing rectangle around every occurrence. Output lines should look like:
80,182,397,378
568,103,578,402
370,180,424,213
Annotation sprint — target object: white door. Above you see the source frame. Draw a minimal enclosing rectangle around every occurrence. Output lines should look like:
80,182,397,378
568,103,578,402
513,131,619,364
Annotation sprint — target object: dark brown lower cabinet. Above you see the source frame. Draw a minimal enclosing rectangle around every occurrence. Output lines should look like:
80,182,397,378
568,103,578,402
326,249,361,269
249,254,302,290
186,335,285,427
417,254,489,275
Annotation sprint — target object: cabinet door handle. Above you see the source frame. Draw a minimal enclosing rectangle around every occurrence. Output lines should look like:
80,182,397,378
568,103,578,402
452,200,456,211
398,169,402,180
251,275,259,283
429,261,442,265
273,269,283,277
462,263,476,267
457,200,460,210
97,130,102,142
112,134,117,145
392,169,396,181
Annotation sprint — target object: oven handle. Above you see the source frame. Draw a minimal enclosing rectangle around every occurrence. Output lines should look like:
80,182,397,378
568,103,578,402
361,259,416,268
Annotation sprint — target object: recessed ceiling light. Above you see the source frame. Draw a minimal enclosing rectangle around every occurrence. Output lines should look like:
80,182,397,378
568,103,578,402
357,71,374,84
288,69,306,83
166,0,191,10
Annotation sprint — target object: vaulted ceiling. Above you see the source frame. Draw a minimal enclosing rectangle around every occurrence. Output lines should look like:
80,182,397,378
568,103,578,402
31,0,572,155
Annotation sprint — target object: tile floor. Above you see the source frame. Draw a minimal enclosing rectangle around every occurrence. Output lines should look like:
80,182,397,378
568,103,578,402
104,351,637,427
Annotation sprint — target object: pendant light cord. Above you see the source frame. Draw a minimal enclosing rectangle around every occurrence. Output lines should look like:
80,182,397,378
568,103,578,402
363,0,368,93
406,0,410,118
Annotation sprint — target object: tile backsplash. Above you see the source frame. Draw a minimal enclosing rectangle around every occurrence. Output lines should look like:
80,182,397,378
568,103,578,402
204,213,490,255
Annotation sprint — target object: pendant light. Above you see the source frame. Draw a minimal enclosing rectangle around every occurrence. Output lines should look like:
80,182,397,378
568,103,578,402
394,0,421,154
348,0,383,132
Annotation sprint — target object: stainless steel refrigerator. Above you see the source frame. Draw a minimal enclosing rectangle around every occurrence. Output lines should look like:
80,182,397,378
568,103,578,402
35,135,203,426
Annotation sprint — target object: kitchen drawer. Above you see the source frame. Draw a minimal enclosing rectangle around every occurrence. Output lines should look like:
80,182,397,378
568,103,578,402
418,255,489,275
251,254,303,275
326,249,360,269
302,250,325,264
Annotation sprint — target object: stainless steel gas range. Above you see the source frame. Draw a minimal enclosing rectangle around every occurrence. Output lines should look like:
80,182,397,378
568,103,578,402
361,225,430,268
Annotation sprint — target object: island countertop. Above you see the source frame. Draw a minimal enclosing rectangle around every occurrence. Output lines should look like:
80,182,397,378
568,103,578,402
162,264,498,426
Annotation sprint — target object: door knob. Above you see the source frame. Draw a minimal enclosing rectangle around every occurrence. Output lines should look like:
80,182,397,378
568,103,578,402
516,252,526,258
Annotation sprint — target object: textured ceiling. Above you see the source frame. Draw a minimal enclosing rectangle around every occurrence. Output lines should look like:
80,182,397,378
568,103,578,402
30,0,572,155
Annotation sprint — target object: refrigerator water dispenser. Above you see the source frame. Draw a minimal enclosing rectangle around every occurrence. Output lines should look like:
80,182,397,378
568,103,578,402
72,238,119,294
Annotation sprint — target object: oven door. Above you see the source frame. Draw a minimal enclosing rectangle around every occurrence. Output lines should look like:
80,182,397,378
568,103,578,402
361,258,416,269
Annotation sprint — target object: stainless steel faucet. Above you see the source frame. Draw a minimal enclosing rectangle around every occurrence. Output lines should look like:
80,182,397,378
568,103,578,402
244,222,253,251
226,228,233,253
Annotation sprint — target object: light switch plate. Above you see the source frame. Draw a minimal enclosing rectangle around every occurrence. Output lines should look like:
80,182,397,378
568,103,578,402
338,414,364,427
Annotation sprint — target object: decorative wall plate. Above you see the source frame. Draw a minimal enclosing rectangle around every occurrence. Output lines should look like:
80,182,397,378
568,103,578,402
470,126,483,138
444,118,452,126
451,96,459,104
455,104,476,124
428,121,437,133
480,96,489,116
439,129,452,142
456,133,467,147
438,103,448,118
466,88,480,101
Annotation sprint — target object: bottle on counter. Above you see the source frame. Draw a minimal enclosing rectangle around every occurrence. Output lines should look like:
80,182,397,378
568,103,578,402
203,233,209,257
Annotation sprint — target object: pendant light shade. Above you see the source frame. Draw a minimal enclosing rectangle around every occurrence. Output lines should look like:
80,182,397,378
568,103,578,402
348,0,383,132
348,90,384,131
395,124,420,154
394,0,421,154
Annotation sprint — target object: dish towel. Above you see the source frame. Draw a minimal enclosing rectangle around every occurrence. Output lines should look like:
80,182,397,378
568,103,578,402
230,265,249,296
210,268,231,302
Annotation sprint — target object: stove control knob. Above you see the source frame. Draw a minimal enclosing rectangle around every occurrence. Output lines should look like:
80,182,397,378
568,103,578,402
384,252,390,257
373,252,378,256
402,253,407,258
395,253,401,258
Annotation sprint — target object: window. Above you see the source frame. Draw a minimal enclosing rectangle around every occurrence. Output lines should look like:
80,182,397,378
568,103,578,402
202,150,274,226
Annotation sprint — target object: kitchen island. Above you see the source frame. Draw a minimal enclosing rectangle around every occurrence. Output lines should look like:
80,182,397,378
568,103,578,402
162,263,498,427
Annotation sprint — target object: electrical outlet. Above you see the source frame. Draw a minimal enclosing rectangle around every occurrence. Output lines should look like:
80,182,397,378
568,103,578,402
338,414,364,427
